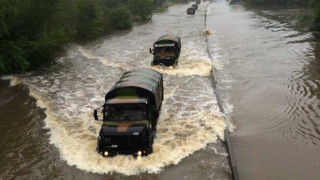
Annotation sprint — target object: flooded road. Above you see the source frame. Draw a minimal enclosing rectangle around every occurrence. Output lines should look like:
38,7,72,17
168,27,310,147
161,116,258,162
2,0,320,179
206,1,320,180
0,2,230,180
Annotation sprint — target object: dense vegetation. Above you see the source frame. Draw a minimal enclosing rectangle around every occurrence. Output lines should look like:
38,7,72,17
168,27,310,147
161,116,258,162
0,0,186,75
311,0,320,30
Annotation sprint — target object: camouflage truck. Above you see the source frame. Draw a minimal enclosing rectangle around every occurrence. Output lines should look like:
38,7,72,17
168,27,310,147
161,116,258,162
187,7,196,15
191,4,198,10
94,68,163,157
150,34,181,67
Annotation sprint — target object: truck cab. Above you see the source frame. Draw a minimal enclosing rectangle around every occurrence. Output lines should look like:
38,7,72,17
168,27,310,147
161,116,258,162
150,35,181,67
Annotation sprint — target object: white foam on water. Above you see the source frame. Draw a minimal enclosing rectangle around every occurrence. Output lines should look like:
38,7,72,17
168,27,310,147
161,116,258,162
28,89,50,110
12,68,226,175
2,8,229,174
212,55,224,71
80,46,212,77
152,58,212,77
79,48,131,70
207,145,229,157
0,1,233,176
1,76,20,86
24,85,226,175
207,32,235,132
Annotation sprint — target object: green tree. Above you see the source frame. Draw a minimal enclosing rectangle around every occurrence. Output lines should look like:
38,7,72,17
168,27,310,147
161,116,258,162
0,0,162,75
75,0,104,40
109,7,132,29
311,0,320,30
129,0,153,20
0,0,58,73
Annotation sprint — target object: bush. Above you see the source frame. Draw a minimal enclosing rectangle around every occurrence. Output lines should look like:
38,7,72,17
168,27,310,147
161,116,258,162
109,7,132,30
129,0,153,20
75,0,104,40
0,0,163,74
0,40,30,73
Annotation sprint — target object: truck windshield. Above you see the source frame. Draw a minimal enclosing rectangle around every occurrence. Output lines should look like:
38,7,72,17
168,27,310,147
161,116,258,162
104,104,147,121
155,47,174,53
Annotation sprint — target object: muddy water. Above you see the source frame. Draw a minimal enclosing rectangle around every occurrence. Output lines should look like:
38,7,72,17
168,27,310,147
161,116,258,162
207,1,320,180
0,2,232,180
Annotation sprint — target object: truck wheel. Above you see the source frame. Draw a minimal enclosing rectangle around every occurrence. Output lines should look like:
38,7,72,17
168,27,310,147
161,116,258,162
146,146,153,155
154,110,159,118
152,129,156,139
97,136,103,152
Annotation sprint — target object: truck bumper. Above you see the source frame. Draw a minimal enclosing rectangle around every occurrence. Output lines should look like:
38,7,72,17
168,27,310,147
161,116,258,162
152,58,177,66
97,136,152,157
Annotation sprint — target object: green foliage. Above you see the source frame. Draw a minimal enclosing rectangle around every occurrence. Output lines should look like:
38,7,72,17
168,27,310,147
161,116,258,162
75,0,104,40
0,0,189,74
311,0,320,30
109,7,133,29
0,0,12,39
0,0,150,75
0,40,30,73
29,27,72,68
129,0,153,20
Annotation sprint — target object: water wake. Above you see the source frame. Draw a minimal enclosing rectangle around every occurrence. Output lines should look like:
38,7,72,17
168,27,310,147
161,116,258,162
1,68,225,175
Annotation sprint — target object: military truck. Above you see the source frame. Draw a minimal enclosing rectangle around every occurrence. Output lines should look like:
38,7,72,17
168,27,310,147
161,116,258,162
150,34,181,67
187,7,196,15
94,68,163,157
191,4,198,10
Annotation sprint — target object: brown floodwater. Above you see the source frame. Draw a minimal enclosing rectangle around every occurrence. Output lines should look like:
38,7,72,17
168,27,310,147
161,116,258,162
0,1,231,180
206,1,320,179
1,1,320,179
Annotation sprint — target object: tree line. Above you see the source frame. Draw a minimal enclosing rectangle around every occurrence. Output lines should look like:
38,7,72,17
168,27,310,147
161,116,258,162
0,0,189,75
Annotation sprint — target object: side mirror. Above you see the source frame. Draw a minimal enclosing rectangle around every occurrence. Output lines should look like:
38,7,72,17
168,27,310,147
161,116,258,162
94,109,98,120
149,48,153,54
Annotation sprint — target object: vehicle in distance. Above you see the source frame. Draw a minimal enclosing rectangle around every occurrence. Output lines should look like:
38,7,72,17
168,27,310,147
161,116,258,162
94,68,164,157
150,34,181,67
187,7,196,15
191,4,198,10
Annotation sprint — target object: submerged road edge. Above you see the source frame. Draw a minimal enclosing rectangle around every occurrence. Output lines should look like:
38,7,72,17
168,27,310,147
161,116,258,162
204,2,239,180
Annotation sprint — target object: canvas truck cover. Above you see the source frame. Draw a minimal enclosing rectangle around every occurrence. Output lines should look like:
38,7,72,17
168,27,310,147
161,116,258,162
191,4,198,9
105,68,163,109
123,68,164,100
123,68,163,82
154,34,181,51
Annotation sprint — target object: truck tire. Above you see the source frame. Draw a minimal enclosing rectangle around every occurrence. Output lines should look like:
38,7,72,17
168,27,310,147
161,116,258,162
151,129,156,141
146,146,153,155
97,136,103,152
154,109,160,118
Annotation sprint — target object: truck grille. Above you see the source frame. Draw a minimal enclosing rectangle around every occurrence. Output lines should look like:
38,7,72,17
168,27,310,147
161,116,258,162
153,59,175,66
